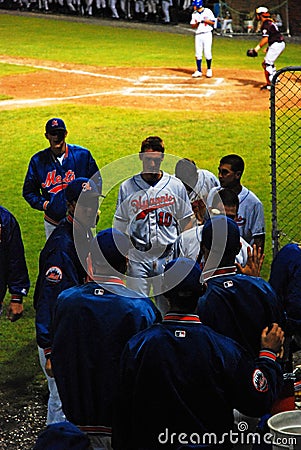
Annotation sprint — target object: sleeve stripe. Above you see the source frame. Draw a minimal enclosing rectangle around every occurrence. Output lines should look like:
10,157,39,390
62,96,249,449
259,349,277,361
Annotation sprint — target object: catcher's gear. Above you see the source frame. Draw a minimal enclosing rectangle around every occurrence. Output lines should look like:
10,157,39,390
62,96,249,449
247,48,258,57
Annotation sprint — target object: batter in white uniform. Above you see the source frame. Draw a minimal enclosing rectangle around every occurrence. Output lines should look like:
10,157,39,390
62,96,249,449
190,0,216,78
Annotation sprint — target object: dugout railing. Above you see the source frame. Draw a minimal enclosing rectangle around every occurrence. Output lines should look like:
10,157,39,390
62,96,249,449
270,66,301,258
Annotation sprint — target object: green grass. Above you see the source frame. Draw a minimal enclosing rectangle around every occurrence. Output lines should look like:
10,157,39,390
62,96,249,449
0,13,300,68
0,12,300,411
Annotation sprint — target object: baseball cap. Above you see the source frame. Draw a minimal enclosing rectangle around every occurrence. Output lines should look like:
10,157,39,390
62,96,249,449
163,257,204,297
202,215,241,254
33,421,90,450
89,228,130,268
45,118,67,133
65,178,100,203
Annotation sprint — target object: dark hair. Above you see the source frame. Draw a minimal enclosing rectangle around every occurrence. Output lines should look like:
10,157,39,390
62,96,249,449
212,188,239,211
140,136,164,153
220,154,244,174
175,158,198,188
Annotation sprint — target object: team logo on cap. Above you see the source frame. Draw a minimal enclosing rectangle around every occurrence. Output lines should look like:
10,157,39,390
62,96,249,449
51,120,59,127
82,181,92,192
45,266,63,283
253,369,268,392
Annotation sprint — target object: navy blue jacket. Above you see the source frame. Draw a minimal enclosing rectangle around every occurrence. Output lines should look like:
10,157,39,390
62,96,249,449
34,215,90,353
197,267,285,358
0,206,30,305
269,243,301,336
23,144,101,225
113,314,283,450
52,279,161,431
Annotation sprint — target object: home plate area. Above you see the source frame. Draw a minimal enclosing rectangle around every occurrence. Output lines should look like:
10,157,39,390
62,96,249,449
0,59,267,111
114,74,224,98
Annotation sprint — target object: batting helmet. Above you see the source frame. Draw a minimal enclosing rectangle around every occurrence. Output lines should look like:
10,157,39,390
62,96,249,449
192,0,203,8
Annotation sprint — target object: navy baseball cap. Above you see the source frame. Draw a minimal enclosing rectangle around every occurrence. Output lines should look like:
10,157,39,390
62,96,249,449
89,228,130,268
45,118,67,133
202,215,241,254
65,178,100,203
163,258,204,297
33,421,90,450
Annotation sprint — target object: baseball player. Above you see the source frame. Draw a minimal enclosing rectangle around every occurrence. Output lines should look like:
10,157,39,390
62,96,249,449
175,188,253,271
197,215,284,358
247,6,285,91
175,157,219,224
114,136,194,315
0,206,30,322
207,154,265,251
190,0,216,78
34,178,100,425
23,118,102,239
113,257,284,450
51,229,161,450
269,243,301,372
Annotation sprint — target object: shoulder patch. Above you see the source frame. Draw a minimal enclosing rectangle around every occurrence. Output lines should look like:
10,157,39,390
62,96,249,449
253,369,268,392
45,266,63,283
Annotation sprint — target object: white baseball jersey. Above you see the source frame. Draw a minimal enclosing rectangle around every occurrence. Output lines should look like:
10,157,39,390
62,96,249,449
189,169,219,203
174,223,251,267
207,186,265,244
190,8,215,33
114,171,193,253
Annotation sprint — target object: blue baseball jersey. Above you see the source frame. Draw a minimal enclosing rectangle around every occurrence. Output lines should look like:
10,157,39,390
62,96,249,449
52,279,161,431
34,215,90,353
113,314,282,450
197,267,285,358
269,243,301,336
23,144,101,225
0,206,30,304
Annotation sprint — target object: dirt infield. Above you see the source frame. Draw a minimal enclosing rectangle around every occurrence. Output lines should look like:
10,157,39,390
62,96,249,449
0,56,269,112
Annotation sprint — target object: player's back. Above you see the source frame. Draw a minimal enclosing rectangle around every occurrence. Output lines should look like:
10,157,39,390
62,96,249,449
197,273,285,357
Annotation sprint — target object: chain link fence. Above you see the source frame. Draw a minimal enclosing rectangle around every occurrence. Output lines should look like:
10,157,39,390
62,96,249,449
270,66,301,258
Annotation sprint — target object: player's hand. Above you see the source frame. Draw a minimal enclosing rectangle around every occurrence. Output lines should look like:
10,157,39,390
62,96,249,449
261,323,285,357
7,302,23,322
236,244,265,277
45,358,54,378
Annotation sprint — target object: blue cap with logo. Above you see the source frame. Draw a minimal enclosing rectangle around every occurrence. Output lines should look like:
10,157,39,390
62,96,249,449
202,215,241,254
163,257,204,296
89,228,130,268
45,118,67,133
65,178,101,203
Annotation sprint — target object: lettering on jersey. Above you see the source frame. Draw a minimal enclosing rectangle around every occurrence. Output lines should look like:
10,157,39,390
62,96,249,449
42,170,75,194
223,280,233,289
45,266,62,283
94,288,105,296
235,215,246,227
131,194,175,214
253,369,268,392
175,330,186,338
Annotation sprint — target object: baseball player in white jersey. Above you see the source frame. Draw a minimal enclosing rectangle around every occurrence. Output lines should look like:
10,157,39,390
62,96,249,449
175,188,251,269
207,154,265,250
190,0,216,78
175,158,219,224
114,136,194,315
